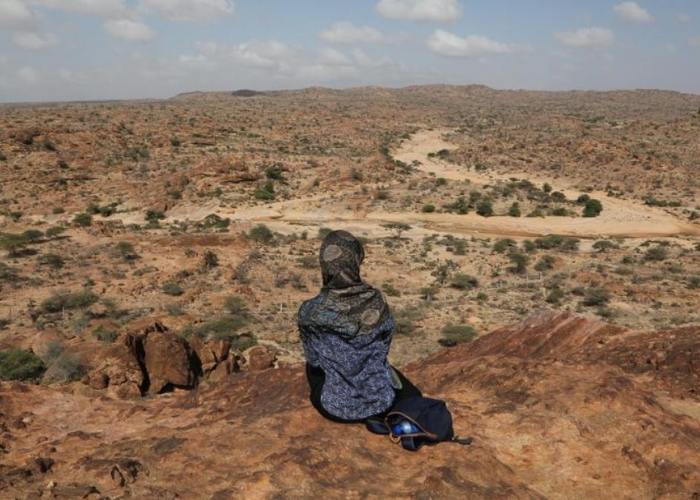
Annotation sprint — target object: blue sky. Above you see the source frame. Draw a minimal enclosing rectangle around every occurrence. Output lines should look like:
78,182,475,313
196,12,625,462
0,0,699,102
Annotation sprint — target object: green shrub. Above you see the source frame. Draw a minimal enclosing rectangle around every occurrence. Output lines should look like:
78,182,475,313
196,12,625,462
0,349,46,382
254,181,275,200
224,295,249,316
545,288,565,304
46,226,65,238
582,199,603,217
73,212,92,227
40,253,64,269
93,325,118,343
115,241,137,260
381,282,401,297
508,202,521,217
644,246,668,262
164,303,185,316
187,314,248,342
0,233,28,256
22,229,44,242
450,273,479,290
249,224,274,244
439,324,477,346
476,199,494,217
202,249,219,270
145,209,165,222
48,352,85,382
265,165,285,181
375,189,390,200
162,282,184,296
493,238,516,254
40,289,98,313
582,287,611,307
421,204,436,213
534,255,556,272
394,307,425,335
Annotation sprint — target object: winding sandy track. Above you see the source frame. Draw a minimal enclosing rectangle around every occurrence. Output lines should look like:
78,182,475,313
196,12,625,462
169,129,699,240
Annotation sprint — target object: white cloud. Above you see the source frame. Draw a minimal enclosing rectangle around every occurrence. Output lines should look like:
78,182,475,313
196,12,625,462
12,31,58,50
318,22,385,44
554,27,614,50
178,54,217,71
426,29,525,57
235,40,294,69
196,40,295,69
0,0,38,29
614,2,653,24
18,66,40,84
375,0,462,22
40,0,126,19
104,19,156,41
316,47,352,66
350,48,392,68
58,68,89,84
139,0,234,23
689,37,700,47
674,14,691,24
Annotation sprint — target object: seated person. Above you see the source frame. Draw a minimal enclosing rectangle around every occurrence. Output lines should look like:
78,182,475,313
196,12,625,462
297,230,421,426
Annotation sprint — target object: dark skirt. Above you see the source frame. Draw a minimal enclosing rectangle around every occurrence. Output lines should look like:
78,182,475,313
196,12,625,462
305,363,422,423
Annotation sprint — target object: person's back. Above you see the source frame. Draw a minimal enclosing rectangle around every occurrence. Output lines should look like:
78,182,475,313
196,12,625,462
298,230,420,424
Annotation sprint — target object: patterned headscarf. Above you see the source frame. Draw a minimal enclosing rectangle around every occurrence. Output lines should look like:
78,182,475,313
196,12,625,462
319,230,365,289
300,230,391,339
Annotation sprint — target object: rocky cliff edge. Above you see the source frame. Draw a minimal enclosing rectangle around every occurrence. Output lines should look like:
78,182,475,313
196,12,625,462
1,310,699,499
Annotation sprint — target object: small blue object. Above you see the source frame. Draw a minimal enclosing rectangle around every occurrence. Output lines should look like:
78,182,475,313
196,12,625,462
393,420,419,435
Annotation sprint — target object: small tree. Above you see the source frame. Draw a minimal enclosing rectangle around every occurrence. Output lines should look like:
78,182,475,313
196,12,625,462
449,273,479,290
22,229,44,243
593,240,617,253
508,202,521,217
202,249,219,270
249,224,274,244
508,250,529,274
476,199,494,217
582,287,611,306
382,222,411,239
582,199,603,217
0,233,28,257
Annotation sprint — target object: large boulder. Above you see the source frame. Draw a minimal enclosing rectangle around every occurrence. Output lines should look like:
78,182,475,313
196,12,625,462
142,331,197,394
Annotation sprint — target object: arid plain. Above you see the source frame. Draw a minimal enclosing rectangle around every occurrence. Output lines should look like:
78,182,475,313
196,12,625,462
1,86,700,498
2,86,700,367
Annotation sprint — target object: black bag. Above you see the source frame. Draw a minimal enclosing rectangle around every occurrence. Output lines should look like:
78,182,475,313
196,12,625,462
385,396,473,451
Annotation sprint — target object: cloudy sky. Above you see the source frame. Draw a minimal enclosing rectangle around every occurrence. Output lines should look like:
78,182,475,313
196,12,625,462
1,0,699,102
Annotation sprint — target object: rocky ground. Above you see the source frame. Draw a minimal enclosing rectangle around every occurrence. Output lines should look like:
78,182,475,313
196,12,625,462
1,311,698,499
1,85,700,498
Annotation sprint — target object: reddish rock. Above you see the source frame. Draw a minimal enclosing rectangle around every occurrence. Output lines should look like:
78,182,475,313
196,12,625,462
85,372,109,390
245,345,276,371
142,332,197,393
90,345,144,399
208,361,230,383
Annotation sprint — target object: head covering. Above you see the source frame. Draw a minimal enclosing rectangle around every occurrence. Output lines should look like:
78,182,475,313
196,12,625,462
299,230,391,339
319,230,365,289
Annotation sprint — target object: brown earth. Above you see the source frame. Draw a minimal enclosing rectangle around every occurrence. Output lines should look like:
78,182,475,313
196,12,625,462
1,311,699,499
2,86,700,498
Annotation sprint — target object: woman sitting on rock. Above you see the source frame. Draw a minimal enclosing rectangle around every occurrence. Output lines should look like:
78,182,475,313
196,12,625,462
298,229,421,429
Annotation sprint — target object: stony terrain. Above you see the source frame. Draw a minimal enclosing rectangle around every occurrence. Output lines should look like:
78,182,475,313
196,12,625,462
1,311,698,499
1,85,700,498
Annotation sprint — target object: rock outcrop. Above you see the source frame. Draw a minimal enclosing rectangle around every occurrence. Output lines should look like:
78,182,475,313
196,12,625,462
1,311,699,499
